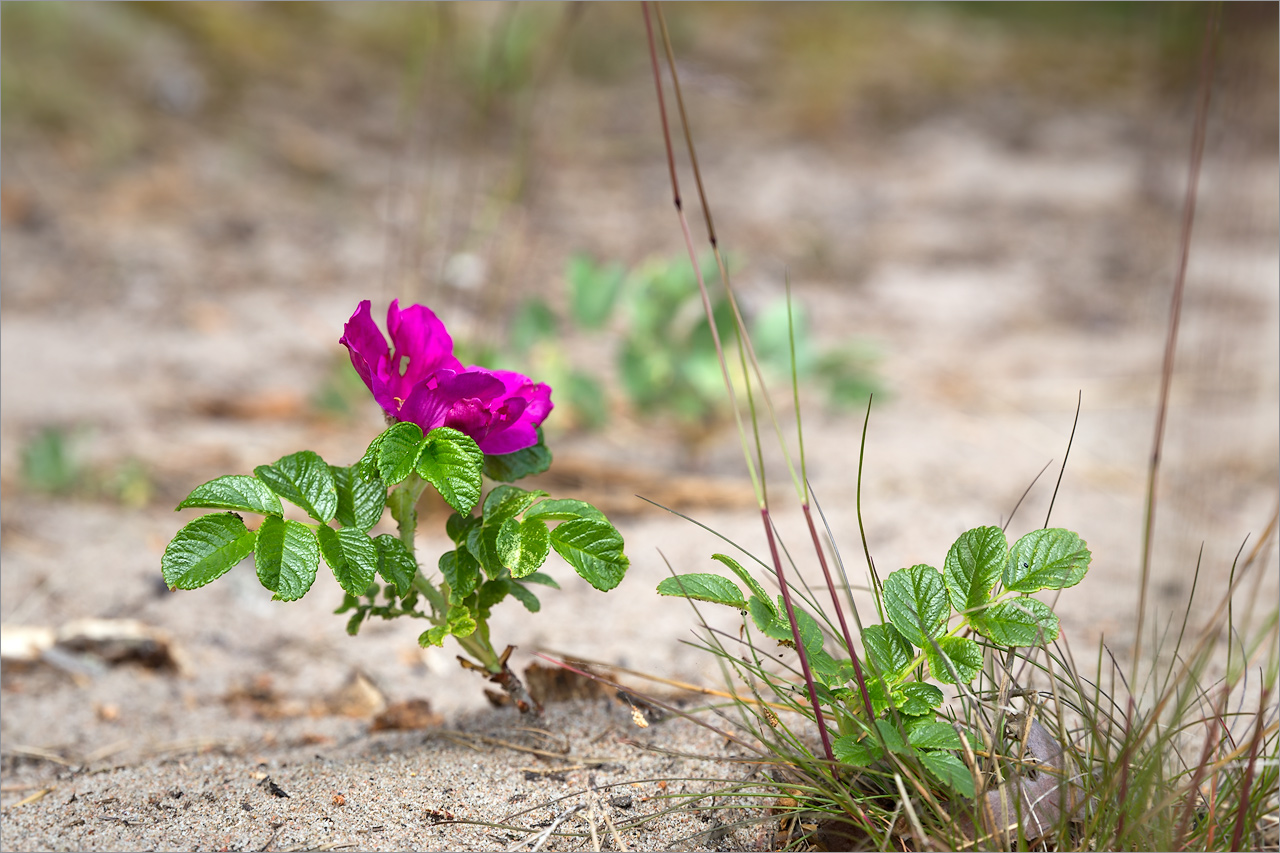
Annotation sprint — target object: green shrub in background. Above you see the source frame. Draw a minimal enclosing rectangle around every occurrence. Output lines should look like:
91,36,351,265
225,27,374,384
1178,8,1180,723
493,252,880,432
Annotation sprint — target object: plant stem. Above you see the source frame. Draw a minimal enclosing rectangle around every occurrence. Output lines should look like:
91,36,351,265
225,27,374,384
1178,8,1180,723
392,474,503,674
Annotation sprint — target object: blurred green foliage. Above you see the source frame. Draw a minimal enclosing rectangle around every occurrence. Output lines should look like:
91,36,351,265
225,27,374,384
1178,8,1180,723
485,253,881,433
19,425,153,507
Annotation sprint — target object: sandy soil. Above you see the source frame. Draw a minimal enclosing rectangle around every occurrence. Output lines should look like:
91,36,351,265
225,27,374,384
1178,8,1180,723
2,6,1277,851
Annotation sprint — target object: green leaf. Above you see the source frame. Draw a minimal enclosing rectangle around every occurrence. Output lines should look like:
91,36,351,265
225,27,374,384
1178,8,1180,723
524,497,608,523
807,649,845,689
162,512,257,590
497,517,551,579
862,623,914,681
376,422,426,486
507,581,541,613
374,533,417,598
567,253,625,329
330,465,385,531
925,636,983,685
466,523,505,579
483,426,552,482
176,475,283,516
919,750,976,800
446,602,477,637
833,732,879,767
710,553,770,603
345,609,366,636
655,573,747,608
757,598,824,656
894,682,945,715
747,593,779,631
420,625,449,648
970,597,1060,646
883,564,949,648
483,485,548,526
254,516,320,601
943,526,1008,613
440,548,482,599
548,517,628,592
834,719,911,768
477,579,509,610
254,451,338,523
356,431,384,482
1005,529,1092,592
417,427,483,516
445,512,480,546
908,722,963,751
316,526,378,597
852,678,892,717
520,571,560,589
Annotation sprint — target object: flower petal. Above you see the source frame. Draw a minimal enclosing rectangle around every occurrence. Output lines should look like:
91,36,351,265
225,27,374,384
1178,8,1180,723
385,300,462,403
339,300,394,410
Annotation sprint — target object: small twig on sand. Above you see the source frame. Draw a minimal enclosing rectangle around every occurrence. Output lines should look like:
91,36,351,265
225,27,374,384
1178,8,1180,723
511,804,587,853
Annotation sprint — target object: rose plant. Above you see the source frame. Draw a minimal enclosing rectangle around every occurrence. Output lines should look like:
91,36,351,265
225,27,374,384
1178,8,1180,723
161,300,629,711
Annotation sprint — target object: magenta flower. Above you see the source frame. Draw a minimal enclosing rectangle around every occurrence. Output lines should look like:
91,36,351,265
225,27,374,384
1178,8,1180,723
340,300,552,455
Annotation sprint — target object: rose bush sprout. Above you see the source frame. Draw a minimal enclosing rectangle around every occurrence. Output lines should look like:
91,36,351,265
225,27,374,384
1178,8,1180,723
162,300,629,711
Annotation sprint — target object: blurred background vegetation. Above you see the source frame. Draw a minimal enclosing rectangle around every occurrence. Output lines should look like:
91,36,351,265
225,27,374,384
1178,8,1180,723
4,1,1274,490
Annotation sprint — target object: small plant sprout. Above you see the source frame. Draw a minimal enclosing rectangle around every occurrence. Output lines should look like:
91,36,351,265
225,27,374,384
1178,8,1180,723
161,299,630,712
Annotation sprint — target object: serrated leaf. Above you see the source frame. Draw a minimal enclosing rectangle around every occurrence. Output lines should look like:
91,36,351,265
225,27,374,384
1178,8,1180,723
943,526,1008,613
758,598,825,656
162,512,257,590
466,523,505,579
971,597,1060,646
524,498,607,523
497,517,550,579
355,432,384,482
655,573,747,608
374,533,417,598
833,732,880,767
483,485,549,526
439,548,482,599
446,602,477,637
919,750,976,799
711,553,770,603
482,426,552,482
520,571,560,589
316,526,378,597
420,625,449,648
808,649,845,689
376,422,426,485
507,581,541,613
330,465,385,531
834,717,916,763
925,636,984,685
254,451,338,523
895,682,945,715
747,593,779,631
908,722,963,751
176,475,283,516
254,517,320,601
548,517,628,592
862,623,914,681
883,564,949,648
1005,528,1092,592
417,427,483,516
